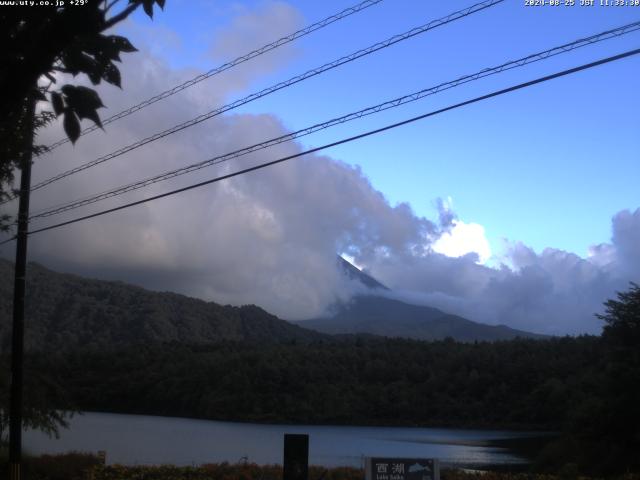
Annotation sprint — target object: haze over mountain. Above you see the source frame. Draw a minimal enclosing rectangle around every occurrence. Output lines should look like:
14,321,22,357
297,257,545,341
302,295,545,341
0,259,327,352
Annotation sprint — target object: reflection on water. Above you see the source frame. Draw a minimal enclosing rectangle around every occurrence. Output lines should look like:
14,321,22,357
24,412,535,467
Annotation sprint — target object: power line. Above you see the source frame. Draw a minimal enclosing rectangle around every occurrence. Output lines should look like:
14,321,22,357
4,47,634,242
16,0,503,200
42,0,386,153
27,20,640,220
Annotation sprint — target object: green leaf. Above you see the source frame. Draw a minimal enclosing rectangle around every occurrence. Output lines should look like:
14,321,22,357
62,85,104,111
51,92,64,116
61,50,98,79
102,63,121,88
88,69,102,85
61,85,105,129
143,0,154,18
63,111,81,144
79,109,103,130
82,34,122,62
109,35,137,54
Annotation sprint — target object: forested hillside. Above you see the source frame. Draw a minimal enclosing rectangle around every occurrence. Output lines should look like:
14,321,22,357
25,336,597,429
0,260,327,351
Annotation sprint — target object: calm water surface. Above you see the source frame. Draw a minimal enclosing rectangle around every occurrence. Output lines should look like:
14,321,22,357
24,412,536,468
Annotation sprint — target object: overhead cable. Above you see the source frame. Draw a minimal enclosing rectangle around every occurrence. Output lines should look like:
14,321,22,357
43,0,386,152
19,0,504,199
3,47,634,242
28,20,640,220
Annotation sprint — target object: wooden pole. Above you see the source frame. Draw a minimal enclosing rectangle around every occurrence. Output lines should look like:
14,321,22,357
9,92,36,480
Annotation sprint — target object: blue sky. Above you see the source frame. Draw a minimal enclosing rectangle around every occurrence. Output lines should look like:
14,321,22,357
129,0,640,259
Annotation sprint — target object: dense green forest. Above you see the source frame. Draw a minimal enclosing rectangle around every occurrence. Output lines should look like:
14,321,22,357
23,337,598,429
9,322,639,474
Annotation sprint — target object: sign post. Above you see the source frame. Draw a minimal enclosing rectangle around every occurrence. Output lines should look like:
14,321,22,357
365,458,440,480
283,434,309,480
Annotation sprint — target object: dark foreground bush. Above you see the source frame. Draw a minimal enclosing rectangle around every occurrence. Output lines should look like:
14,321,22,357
87,463,640,480
0,452,102,480
3,456,640,480
91,463,363,480
441,473,640,480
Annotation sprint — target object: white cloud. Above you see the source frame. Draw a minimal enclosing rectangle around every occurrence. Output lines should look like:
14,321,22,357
432,219,492,264
352,213,639,335
208,1,304,92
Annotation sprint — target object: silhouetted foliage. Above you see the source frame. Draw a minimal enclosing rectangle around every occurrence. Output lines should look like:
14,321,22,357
598,282,640,347
0,0,165,216
20,452,101,480
0,355,74,444
534,283,640,474
595,283,640,472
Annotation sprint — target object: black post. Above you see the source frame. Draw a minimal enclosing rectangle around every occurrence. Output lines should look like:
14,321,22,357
9,93,36,480
283,434,309,480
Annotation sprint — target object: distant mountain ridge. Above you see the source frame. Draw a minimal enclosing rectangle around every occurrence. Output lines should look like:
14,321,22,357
298,256,545,341
0,259,327,352
300,294,545,341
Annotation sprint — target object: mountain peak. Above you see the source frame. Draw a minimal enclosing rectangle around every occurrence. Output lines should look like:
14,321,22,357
337,255,389,291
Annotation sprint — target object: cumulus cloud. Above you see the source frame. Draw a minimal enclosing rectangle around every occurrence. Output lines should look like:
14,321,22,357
1,4,639,335
353,212,639,335
610,209,640,276
432,220,492,264
208,1,304,91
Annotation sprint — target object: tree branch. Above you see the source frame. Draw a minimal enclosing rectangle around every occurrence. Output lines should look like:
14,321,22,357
102,1,140,31
105,0,124,14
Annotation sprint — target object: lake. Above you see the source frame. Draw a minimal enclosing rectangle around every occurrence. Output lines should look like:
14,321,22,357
24,412,540,468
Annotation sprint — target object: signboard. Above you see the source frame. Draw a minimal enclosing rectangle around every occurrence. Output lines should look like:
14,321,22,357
283,434,309,480
365,458,440,480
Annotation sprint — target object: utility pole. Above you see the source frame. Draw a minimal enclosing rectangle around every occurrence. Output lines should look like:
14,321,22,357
9,92,36,480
